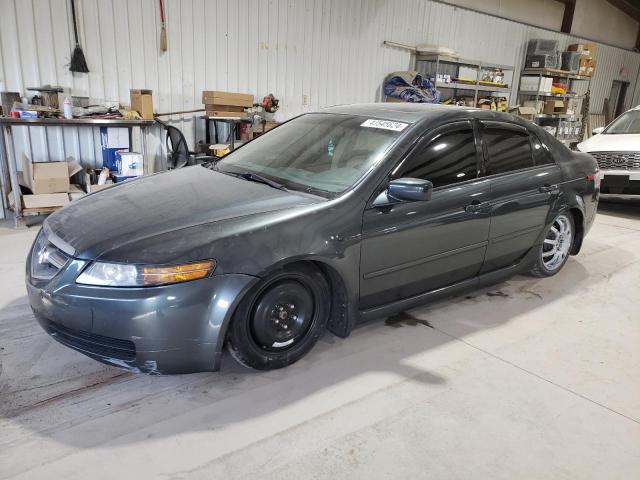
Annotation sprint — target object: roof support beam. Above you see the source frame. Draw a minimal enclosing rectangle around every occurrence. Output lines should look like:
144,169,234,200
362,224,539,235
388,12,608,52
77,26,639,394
605,0,640,22
558,0,576,34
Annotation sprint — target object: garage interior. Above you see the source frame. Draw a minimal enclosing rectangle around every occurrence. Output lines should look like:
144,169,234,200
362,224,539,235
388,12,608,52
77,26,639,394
1,0,639,478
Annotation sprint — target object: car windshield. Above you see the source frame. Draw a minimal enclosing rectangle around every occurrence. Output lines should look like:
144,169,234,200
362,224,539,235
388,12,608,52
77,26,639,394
604,109,640,134
214,113,406,197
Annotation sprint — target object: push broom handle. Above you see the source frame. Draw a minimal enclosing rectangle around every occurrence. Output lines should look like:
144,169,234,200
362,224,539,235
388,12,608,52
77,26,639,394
70,0,80,45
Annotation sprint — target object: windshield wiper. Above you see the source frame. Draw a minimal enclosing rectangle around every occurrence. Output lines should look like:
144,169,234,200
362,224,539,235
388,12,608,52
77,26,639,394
229,171,288,191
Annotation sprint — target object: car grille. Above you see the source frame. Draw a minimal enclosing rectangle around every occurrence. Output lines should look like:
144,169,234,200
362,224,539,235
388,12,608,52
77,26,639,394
31,230,71,280
42,316,137,361
589,151,640,170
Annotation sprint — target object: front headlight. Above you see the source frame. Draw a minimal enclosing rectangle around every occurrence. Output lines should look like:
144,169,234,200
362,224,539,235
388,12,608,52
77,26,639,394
76,260,215,287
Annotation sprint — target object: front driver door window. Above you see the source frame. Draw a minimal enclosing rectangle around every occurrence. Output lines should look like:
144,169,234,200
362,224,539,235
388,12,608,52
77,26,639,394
360,121,491,310
397,127,479,187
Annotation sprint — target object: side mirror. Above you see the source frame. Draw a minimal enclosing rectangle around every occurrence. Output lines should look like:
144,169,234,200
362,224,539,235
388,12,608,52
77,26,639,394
592,127,604,135
387,177,433,202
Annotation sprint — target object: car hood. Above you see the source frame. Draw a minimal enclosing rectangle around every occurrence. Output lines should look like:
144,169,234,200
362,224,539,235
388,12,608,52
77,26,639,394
45,166,322,260
577,133,640,153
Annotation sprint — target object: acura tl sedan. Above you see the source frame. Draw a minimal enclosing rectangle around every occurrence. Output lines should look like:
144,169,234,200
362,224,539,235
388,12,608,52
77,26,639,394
27,104,600,374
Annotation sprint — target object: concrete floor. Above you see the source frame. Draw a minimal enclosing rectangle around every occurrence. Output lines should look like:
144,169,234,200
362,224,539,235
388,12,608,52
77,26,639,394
1,202,639,479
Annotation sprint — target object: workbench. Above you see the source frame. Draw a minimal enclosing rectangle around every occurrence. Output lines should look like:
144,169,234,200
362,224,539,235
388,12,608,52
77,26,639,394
200,116,252,151
0,117,155,226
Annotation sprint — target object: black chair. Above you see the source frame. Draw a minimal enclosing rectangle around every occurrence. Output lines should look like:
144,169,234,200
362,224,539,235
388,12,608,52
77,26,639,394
160,121,215,169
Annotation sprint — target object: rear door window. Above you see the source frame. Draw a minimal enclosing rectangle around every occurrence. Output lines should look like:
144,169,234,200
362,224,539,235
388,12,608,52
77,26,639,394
394,123,478,188
482,124,534,175
530,133,554,165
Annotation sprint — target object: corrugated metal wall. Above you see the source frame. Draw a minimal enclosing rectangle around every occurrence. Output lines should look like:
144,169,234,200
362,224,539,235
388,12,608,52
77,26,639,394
1,0,639,169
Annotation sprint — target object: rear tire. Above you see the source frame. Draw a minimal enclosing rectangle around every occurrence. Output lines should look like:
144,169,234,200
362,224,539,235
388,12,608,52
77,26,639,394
227,263,330,370
529,213,574,278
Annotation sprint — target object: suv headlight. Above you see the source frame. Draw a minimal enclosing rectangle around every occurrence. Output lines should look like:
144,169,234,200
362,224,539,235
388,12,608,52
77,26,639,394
76,260,215,287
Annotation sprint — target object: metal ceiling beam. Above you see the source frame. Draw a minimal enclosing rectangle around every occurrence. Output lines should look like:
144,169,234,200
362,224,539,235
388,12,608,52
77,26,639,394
605,0,640,22
557,0,576,33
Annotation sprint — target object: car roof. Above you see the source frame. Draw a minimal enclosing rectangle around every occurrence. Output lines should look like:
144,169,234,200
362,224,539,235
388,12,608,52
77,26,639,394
320,102,529,127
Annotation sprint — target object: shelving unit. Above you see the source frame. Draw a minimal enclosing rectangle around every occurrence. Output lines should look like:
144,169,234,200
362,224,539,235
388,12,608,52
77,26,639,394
415,54,514,107
517,68,592,145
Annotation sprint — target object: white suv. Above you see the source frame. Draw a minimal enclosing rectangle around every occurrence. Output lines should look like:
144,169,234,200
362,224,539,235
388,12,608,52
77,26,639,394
577,106,640,199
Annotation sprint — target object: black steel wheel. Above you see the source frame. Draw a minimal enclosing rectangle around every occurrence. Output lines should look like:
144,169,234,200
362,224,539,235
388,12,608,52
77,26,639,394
227,263,330,370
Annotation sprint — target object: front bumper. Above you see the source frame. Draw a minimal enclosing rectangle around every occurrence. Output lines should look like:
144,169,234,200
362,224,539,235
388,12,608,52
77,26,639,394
599,169,640,196
27,263,257,374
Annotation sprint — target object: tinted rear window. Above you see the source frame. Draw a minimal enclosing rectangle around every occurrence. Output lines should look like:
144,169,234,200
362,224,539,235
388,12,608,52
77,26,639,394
530,133,554,165
483,127,534,175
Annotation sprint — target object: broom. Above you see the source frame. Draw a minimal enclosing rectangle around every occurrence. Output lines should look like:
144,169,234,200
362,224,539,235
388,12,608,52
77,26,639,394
69,0,89,73
159,0,167,52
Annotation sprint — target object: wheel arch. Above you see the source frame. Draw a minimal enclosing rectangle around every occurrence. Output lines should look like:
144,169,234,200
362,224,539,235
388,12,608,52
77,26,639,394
269,258,356,338
568,207,585,255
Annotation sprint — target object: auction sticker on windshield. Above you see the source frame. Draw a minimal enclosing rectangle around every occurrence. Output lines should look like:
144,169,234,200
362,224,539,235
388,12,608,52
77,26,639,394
361,119,408,132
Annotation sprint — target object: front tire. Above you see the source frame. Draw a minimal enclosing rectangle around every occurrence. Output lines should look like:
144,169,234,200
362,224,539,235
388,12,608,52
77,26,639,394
529,213,574,277
227,263,330,370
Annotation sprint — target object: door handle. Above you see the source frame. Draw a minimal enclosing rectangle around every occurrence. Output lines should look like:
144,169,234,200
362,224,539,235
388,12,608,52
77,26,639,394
465,200,485,213
538,184,556,193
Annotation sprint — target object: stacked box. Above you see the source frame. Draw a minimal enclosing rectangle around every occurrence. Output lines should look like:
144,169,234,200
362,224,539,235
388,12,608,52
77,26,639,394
525,54,559,69
561,51,581,73
568,43,597,57
543,100,567,115
527,39,559,56
130,89,154,119
520,76,552,93
202,91,253,117
568,43,597,77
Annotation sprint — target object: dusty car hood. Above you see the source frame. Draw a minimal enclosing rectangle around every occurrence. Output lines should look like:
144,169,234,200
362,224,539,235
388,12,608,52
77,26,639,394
577,133,640,153
45,166,321,260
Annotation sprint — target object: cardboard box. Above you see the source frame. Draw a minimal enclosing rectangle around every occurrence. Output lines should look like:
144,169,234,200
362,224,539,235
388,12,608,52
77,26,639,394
130,89,154,119
524,100,545,113
201,91,253,107
509,106,536,121
568,43,597,58
100,127,129,171
578,57,596,77
205,110,247,118
79,169,114,193
31,162,69,193
262,121,279,132
23,193,69,209
20,154,83,195
543,100,568,115
203,104,244,112
477,99,493,110
68,184,86,201
209,144,231,157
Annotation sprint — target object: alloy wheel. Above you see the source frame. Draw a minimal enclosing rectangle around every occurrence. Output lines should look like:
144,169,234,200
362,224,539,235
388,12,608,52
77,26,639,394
541,214,573,271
